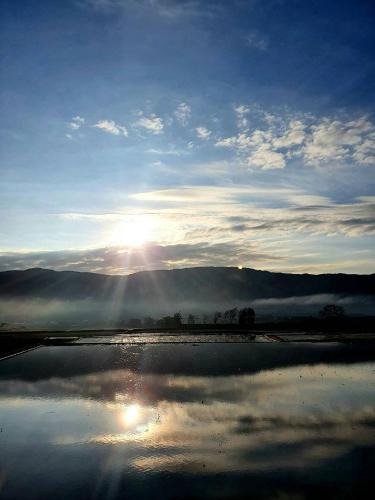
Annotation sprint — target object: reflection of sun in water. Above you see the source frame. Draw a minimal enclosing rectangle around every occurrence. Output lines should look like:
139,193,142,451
122,403,140,426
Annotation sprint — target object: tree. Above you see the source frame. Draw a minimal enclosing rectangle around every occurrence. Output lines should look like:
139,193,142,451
224,308,238,324
143,316,155,327
187,314,195,325
213,311,222,324
229,307,238,324
173,312,182,327
158,316,174,327
319,304,346,319
156,317,167,328
157,313,182,328
223,309,231,324
238,307,255,326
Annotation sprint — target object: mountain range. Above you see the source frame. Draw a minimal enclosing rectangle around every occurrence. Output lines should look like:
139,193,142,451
0,267,374,308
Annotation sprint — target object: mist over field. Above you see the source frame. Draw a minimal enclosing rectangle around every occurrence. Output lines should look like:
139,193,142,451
1,293,374,330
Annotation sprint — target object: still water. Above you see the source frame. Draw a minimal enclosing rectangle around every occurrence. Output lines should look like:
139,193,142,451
1,342,375,499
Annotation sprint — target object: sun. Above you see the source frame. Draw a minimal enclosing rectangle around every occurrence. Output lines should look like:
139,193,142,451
121,220,150,246
110,216,155,247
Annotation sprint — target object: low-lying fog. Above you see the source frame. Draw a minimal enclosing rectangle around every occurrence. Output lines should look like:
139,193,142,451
1,294,374,329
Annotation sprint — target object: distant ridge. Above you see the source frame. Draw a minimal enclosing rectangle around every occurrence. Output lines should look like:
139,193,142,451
0,266,374,303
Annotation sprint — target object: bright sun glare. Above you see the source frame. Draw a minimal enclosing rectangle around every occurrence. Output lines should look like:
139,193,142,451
123,404,140,425
111,217,155,247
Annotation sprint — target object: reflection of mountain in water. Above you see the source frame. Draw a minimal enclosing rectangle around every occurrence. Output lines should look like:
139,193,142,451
0,342,374,381
1,342,375,499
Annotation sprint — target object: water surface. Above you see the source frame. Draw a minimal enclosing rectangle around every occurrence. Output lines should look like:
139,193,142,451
1,342,375,499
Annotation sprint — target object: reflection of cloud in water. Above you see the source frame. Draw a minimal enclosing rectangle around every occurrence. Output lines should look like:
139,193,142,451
1,361,375,476
1,342,375,500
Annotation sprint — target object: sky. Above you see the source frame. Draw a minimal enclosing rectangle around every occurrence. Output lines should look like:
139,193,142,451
0,0,374,275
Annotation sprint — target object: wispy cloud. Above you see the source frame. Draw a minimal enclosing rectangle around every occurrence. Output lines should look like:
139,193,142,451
130,185,326,204
130,186,375,238
174,102,191,126
146,148,182,156
135,114,164,134
234,104,250,130
196,126,212,140
80,0,220,20
3,187,374,274
244,31,268,51
68,115,85,130
93,119,128,136
0,241,278,275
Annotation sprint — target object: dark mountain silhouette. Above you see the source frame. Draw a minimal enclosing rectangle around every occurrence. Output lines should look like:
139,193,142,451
0,267,374,304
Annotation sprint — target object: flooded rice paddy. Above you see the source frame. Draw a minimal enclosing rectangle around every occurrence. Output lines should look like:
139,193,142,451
0,338,375,499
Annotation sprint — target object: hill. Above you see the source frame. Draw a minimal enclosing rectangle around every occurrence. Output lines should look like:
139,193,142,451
0,266,374,304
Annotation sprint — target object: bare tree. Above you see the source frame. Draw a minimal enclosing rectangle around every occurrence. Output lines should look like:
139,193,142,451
187,314,195,325
238,307,255,326
319,304,346,319
213,311,222,324
223,309,231,324
173,312,182,326
229,307,238,324
143,316,155,327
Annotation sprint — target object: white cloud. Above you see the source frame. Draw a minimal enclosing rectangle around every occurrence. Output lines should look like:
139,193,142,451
130,185,308,204
304,117,375,166
352,133,375,165
272,120,306,149
216,133,251,149
60,212,123,221
216,129,285,169
217,130,272,150
93,119,128,137
68,116,85,130
146,148,182,156
247,143,286,170
234,104,250,130
245,31,268,51
216,110,375,169
234,104,250,116
135,114,164,134
174,102,191,126
196,126,212,140
62,188,375,269
4,185,374,274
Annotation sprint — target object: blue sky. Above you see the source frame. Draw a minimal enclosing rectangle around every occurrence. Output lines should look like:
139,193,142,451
0,0,374,274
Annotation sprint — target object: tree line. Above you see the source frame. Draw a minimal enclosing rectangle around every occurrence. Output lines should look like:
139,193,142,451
124,307,256,328
123,303,347,328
